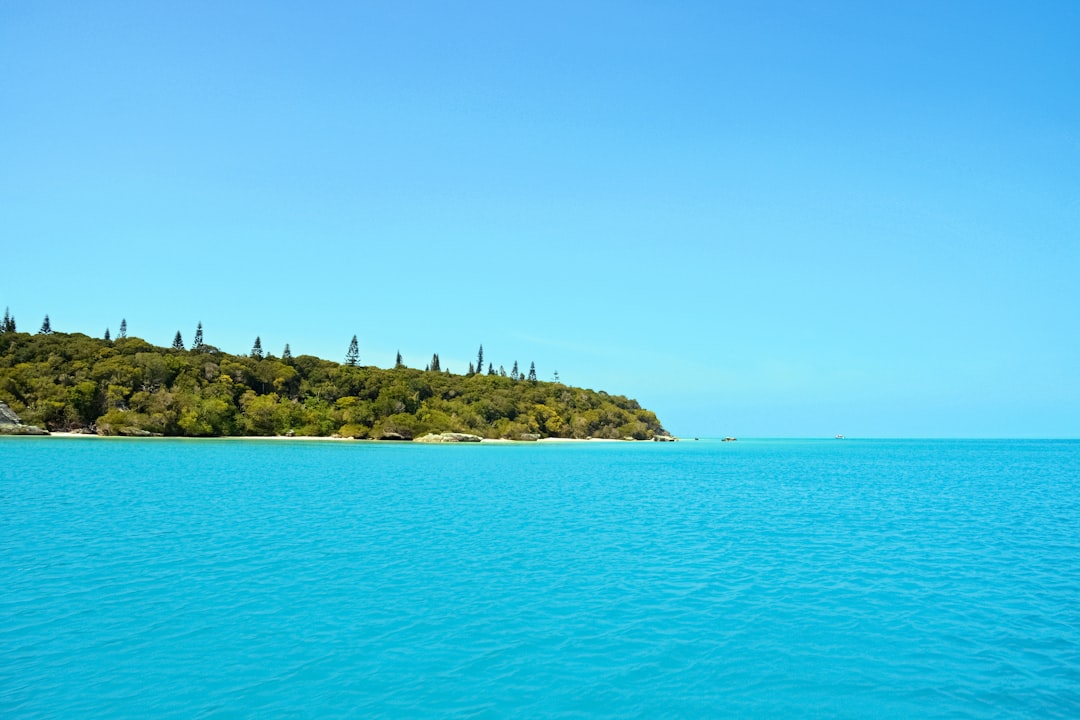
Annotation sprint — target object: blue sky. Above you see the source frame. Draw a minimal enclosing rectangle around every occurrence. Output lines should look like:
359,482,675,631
2,1,1078,437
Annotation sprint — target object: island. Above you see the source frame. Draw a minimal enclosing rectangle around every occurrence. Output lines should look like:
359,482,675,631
0,320,671,441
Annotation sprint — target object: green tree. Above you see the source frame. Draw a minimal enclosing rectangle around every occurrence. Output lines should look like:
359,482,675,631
282,343,292,362
172,331,185,350
193,322,204,350
1,307,13,333
488,363,495,375
0,314,668,440
251,337,263,359
430,353,441,372
345,335,359,366
119,319,127,338
468,362,475,375
528,362,537,382
511,361,519,380
67,380,100,426
104,328,111,342
477,344,484,374
395,350,404,368
39,315,52,334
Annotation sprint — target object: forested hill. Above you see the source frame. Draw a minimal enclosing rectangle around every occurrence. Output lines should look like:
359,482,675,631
0,330,668,440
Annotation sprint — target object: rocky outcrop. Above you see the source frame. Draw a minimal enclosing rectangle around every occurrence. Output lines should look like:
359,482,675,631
415,432,483,443
379,432,411,441
0,424,51,436
118,427,164,437
653,434,678,442
0,401,50,435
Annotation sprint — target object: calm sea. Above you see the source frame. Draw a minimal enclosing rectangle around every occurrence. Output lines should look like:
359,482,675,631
2,437,1078,718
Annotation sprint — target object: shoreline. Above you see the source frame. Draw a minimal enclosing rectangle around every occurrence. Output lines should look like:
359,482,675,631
41,432,633,443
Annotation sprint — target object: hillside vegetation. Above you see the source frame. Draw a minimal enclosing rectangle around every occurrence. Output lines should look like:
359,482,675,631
0,330,667,440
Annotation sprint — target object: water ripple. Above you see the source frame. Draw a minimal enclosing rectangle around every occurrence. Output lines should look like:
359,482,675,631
2,438,1079,717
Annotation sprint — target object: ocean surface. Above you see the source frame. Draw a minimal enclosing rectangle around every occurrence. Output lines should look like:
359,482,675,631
1,437,1078,718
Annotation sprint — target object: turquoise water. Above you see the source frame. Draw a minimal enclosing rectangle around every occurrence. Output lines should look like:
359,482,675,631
2,438,1078,718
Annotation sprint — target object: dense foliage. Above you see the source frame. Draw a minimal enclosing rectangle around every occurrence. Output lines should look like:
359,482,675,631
0,330,667,440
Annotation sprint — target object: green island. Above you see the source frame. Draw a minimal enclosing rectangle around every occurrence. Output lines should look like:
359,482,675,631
0,312,670,441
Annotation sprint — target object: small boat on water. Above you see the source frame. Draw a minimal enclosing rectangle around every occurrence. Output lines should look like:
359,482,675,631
835,434,845,439
721,437,737,442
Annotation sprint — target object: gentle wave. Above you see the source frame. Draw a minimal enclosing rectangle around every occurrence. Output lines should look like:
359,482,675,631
2,438,1079,717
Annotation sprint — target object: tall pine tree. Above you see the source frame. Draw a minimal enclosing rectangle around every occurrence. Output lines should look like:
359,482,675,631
104,328,111,342
477,344,484,375
172,331,185,350
251,336,263,359
282,343,292,362
430,353,441,372
193,322,204,350
119,319,127,338
528,362,537,382
395,350,404,368
39,315,52,334
1,307,12,333
345,335,359,366
511,361,519,380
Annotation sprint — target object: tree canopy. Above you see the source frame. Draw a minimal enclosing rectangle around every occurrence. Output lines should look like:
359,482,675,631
0,327,667,440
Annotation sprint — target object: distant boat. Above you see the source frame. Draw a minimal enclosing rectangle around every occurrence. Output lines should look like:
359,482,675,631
722,437,737,442
835,434,845,439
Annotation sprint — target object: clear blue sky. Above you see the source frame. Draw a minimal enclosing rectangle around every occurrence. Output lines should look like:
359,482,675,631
2,1,1078,437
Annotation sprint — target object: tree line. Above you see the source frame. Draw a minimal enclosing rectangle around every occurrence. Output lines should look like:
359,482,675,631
0,310,667,440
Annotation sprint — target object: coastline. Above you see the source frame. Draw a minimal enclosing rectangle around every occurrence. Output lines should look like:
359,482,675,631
42,432,631,443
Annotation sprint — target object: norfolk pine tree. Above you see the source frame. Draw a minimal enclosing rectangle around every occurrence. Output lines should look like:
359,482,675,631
345,335,359,366
251,337,263,359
